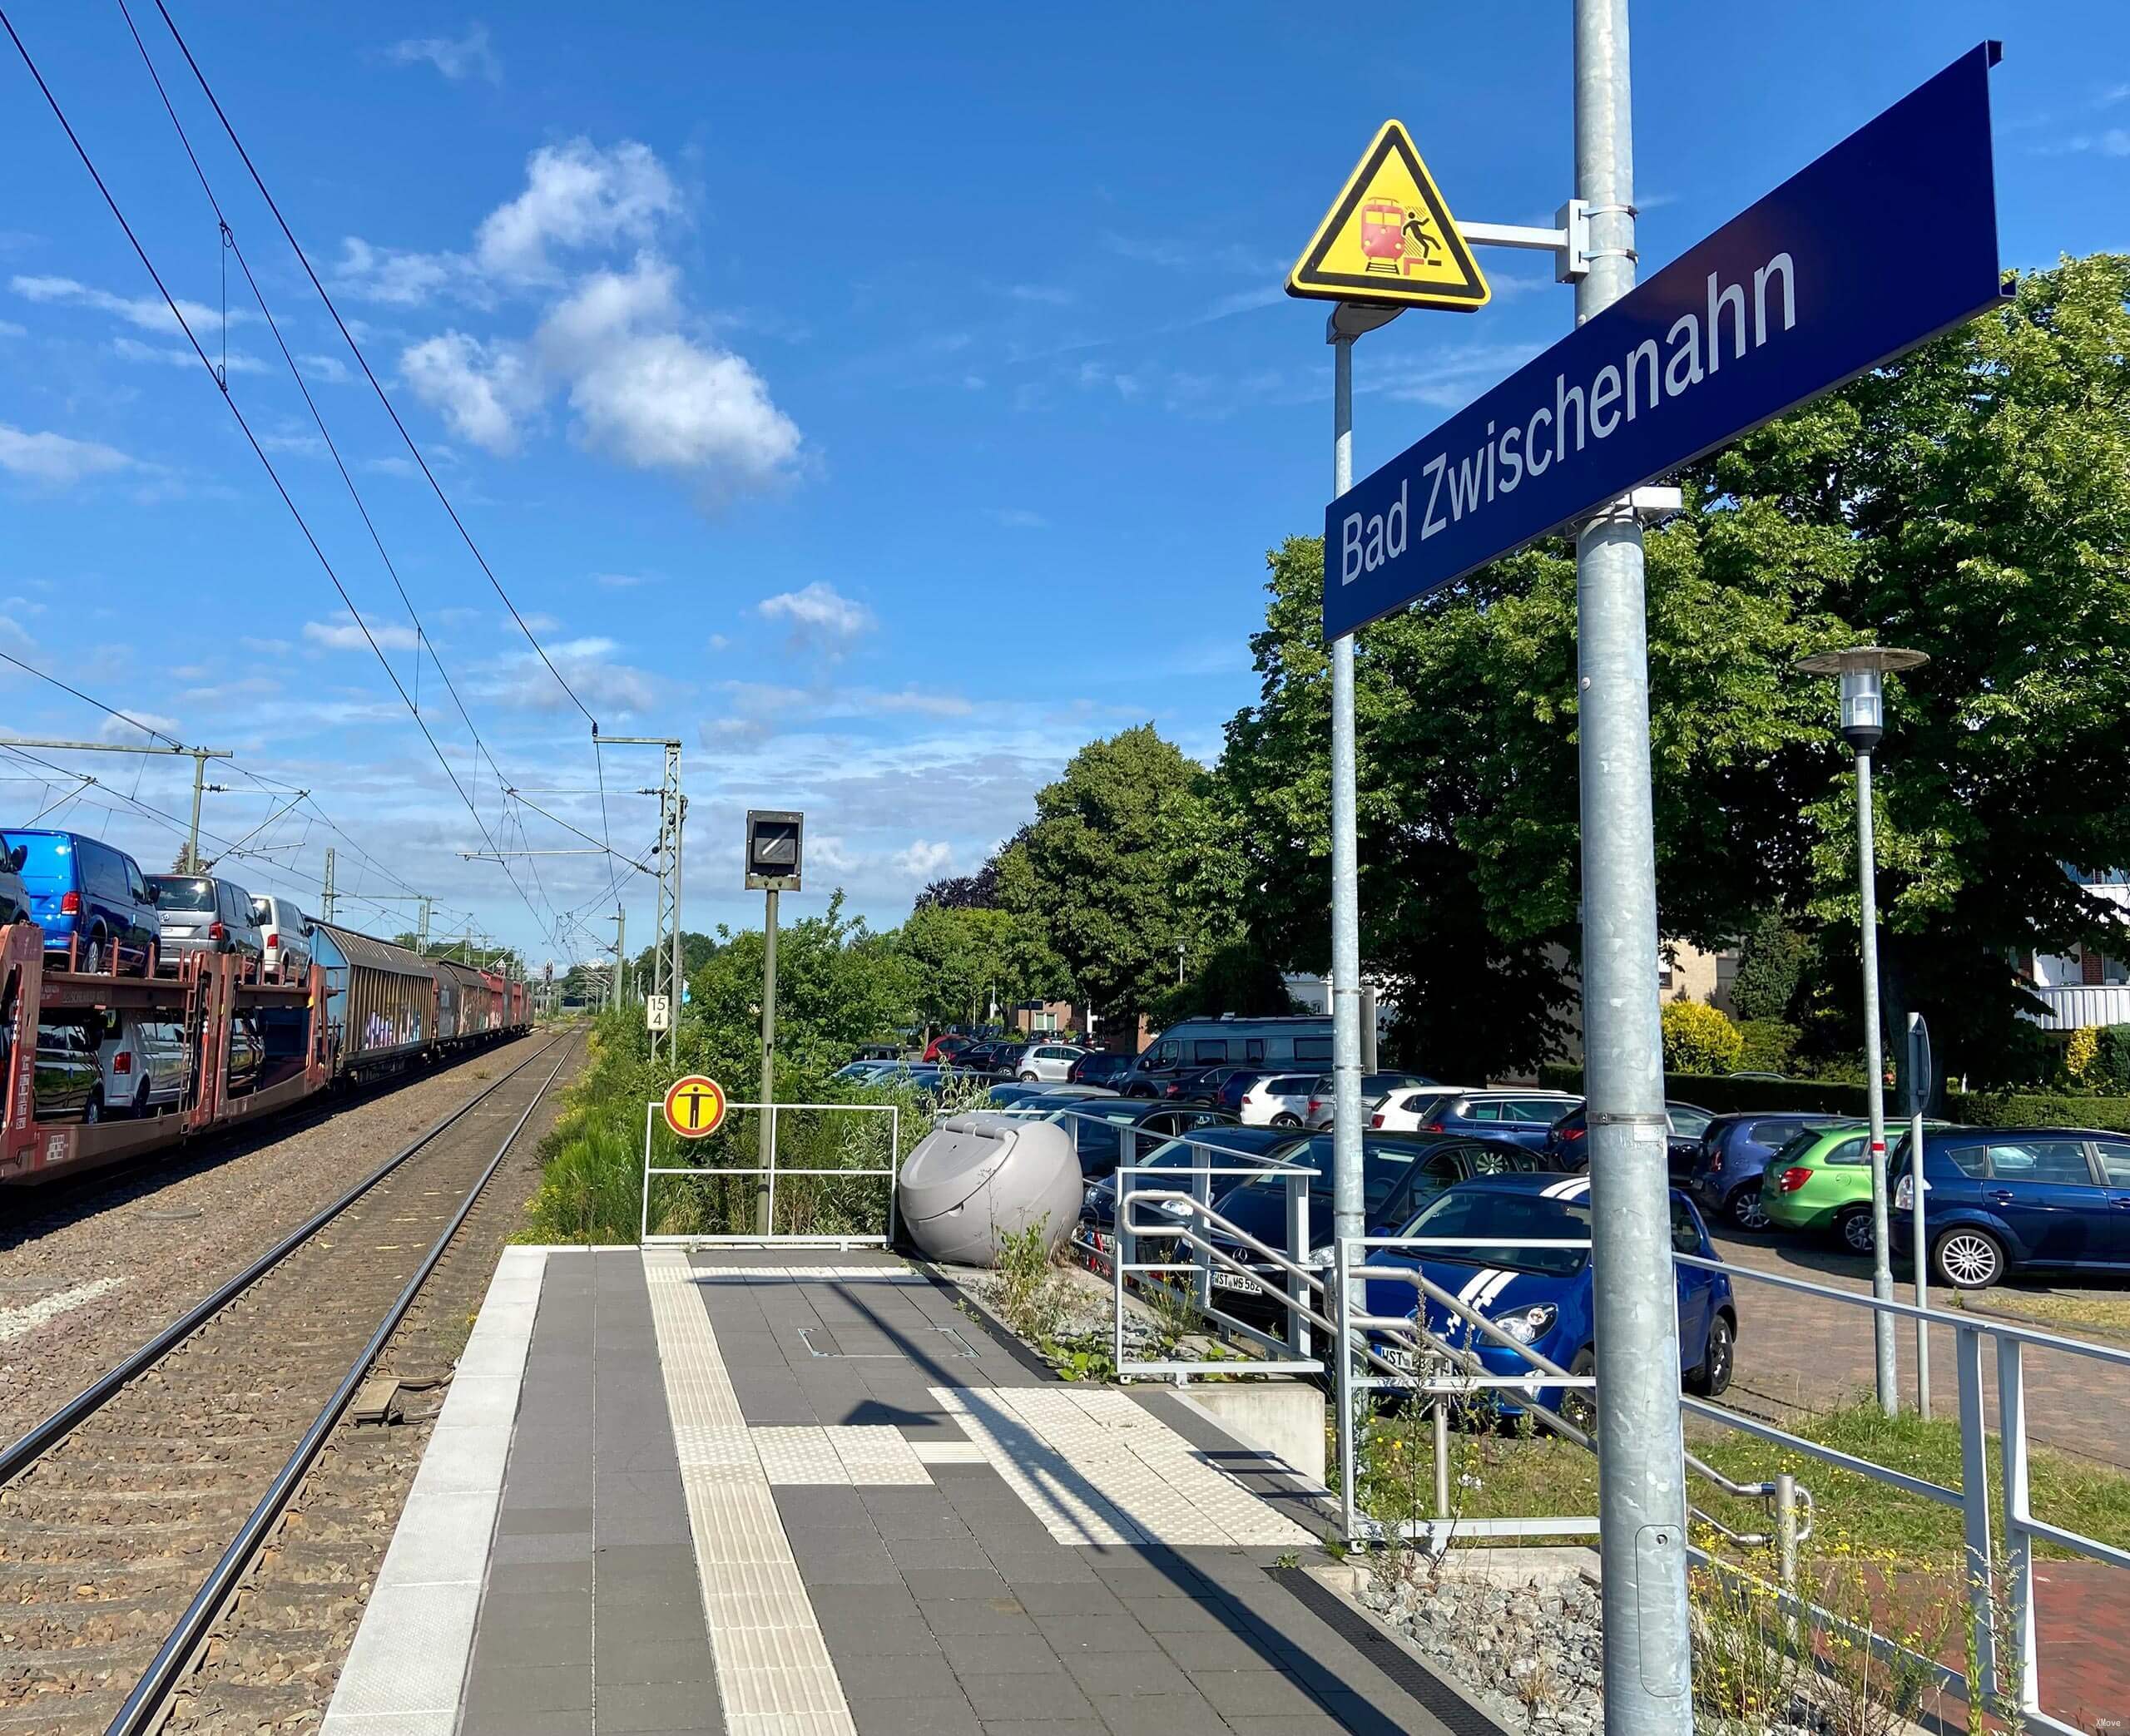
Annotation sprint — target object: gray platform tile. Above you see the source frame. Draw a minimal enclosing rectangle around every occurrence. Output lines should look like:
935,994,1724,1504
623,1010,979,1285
1028,1614,1161,1656
901,1565,1012,1600
1309,1685,1457,1735
1113,1595,1235,1635
938,1633,1069,1677
1151,1628,1287,1673
1078,1553,1207,1598
867,1505,973,1541
459,1709,592,1736
787,1531,901,1576
957,1672,1093,1721
914,1595,1040,1636
983,1551,1102,1586
774,1485,874,1531
592,1631,719,1687
468,1610,594,1672
815,1611,942,1659
849,1694,983,1736
597,1505,693,1546
462,1662,592,1714
498,1502,594,1536
596,1678,726,1733
1082,1693,1231,1736
1004,1581,1124,1618
597,1597,711,1647
493,1530,593,1565
884,1536,993,1572
592,1470,686,1513
968,1514,1074,1554
979,1723,1107,1736
1217,1720,1350,1736
1186,1665,1325,1718
831,1651,968,1700
595,1541,701,1575
1058,1649,1193,1699
482,1559,592,1600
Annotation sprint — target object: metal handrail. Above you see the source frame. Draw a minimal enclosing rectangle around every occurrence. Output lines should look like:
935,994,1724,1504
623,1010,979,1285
639,1099,901,1247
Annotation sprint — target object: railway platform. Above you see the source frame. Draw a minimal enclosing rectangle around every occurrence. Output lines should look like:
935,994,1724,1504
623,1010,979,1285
322,1246,1496,1736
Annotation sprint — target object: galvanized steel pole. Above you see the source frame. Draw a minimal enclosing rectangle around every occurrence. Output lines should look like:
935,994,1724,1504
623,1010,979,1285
757,887,779,1235
1856,748,1900,1412
1909,1011,1932,1418
1328,333,1365,1344
1573,2,1694,1728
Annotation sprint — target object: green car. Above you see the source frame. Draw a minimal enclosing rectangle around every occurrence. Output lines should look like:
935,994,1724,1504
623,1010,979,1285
1760,1121,1950,1253
1759,1122,1878,1250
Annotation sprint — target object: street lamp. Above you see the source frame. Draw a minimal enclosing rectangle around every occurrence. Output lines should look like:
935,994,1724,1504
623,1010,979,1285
1796,644,1929,1417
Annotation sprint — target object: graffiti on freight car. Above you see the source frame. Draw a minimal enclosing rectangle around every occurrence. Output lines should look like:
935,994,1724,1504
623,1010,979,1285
361,1010,425,1050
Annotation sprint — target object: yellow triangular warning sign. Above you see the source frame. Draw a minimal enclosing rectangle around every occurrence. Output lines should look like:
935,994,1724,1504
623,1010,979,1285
1288,121,1489,312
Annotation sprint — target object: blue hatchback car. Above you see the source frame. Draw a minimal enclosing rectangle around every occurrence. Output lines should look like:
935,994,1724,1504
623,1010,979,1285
1363,1173,1737,1415
1892,1127,2130,1289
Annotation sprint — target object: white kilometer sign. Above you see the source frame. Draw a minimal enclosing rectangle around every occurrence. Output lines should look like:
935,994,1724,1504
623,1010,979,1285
645,993,671,1033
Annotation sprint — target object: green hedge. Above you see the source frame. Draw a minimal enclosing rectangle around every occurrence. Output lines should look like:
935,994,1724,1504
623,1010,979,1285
1534,1064,2130,1130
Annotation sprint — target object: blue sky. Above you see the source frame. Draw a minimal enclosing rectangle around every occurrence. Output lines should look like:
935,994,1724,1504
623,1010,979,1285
0,2,2123,967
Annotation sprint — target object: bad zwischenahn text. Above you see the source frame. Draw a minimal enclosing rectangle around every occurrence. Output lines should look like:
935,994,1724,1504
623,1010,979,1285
1339,254,1796,589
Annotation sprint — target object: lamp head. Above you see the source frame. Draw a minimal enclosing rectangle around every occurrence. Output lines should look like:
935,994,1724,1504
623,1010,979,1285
1795,645,1929,754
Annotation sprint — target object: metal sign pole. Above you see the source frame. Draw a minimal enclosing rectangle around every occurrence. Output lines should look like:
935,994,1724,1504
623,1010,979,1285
1909,1011,1932,1417
757,887,779,1236
1328,329,1366,1386
1572,1,1693,1727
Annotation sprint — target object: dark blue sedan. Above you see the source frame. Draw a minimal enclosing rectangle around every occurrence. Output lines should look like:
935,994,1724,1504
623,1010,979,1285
1364,1174,1738,1417
1893,1127,2130,1289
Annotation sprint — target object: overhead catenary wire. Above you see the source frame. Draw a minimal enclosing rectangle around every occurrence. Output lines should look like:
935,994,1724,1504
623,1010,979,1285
0,7,562,954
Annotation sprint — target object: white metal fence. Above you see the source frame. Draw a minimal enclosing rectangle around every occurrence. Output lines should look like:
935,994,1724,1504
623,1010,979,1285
638,1099,901,1247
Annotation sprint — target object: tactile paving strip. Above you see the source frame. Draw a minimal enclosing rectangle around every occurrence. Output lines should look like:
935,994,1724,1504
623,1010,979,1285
936,1385,1315,1549
644,1249,858,1736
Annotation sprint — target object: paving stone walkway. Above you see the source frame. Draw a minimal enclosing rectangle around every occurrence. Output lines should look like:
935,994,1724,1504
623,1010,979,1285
324,1247,1491,1736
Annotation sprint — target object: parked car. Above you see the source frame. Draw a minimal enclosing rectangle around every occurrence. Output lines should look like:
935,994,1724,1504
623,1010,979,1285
923,1032,978,1063
831,1059,899,1083
1206,1132,1550,1327
1399,1090,1584,1152
145,874,265,967
1370,1086,1479,1132
1544,1100,1716,1175
852,1042,904,1062
1067,1051,1137,1089
0,829,161,974
255,895,312,982
1235,1072,1322,1128
1013,1042,1086,1084
1894,1128,2130,1289
1758,1121,1912,1251
1125,1014,1335,1093
1033,1098,1236,1179
987,1081,1120,1109
1685,1112,1854,1230
1163,1063,1259,1105
957,1040,1027,1075
1077,1124,1305,1253
1363,1175,1736,1417
34,1020,104,1120
0,843,28,927
1304,1071,1439,1130
99,1016,189,1116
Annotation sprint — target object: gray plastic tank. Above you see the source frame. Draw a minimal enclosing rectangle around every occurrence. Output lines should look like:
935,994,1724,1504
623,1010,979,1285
896,1112,1082,1268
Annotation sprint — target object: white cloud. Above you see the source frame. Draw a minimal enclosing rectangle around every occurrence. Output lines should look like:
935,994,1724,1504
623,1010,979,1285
476,140,677,280
534,255,800,497
12,274,246,338
594,571,650,589
97,711,181,744
988,507,1048,528
300,352,352,383
0,319,23,338
0,423,131,485
1008,284,1074,305
329,237,479,308
389,23,500,82
111,335,268,375
488,635,656,715
2035,128,2130,157
756,582,873,645
859,689,973,718
303,613,421,652
894,839,954,881
399,330,538,453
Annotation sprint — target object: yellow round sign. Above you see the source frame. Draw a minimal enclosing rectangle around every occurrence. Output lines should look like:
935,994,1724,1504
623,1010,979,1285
662,1075,727,1139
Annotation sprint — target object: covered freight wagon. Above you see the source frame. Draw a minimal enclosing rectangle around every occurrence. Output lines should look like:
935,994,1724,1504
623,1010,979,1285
434,958,492,1041
310,922,439,1077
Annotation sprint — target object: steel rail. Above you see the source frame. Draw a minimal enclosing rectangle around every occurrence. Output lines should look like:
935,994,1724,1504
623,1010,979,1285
0,1031,562,1485
106,1031,577,1735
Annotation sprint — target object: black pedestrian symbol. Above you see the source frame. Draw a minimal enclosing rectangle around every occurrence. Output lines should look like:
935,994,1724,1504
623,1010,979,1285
1402,210,1440,264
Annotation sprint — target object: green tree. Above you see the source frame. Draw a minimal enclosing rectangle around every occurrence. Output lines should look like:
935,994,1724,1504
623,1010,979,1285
1728,913,1813,1025
1010,725,1213,1034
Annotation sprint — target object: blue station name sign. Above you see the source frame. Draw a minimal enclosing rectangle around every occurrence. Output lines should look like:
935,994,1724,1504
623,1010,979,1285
1323,43,2009,641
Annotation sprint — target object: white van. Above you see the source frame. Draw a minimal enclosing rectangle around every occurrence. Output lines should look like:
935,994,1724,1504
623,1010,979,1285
99,1016,190,1117
255,896,312,983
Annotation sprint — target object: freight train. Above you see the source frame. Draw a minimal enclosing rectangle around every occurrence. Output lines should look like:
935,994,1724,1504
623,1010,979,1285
0,914,532,1185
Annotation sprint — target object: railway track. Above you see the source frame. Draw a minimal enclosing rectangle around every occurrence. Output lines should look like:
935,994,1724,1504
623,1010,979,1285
0,1030,579,1736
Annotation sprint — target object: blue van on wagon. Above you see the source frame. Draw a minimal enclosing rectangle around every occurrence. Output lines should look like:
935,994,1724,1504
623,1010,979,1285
0,829,161,973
